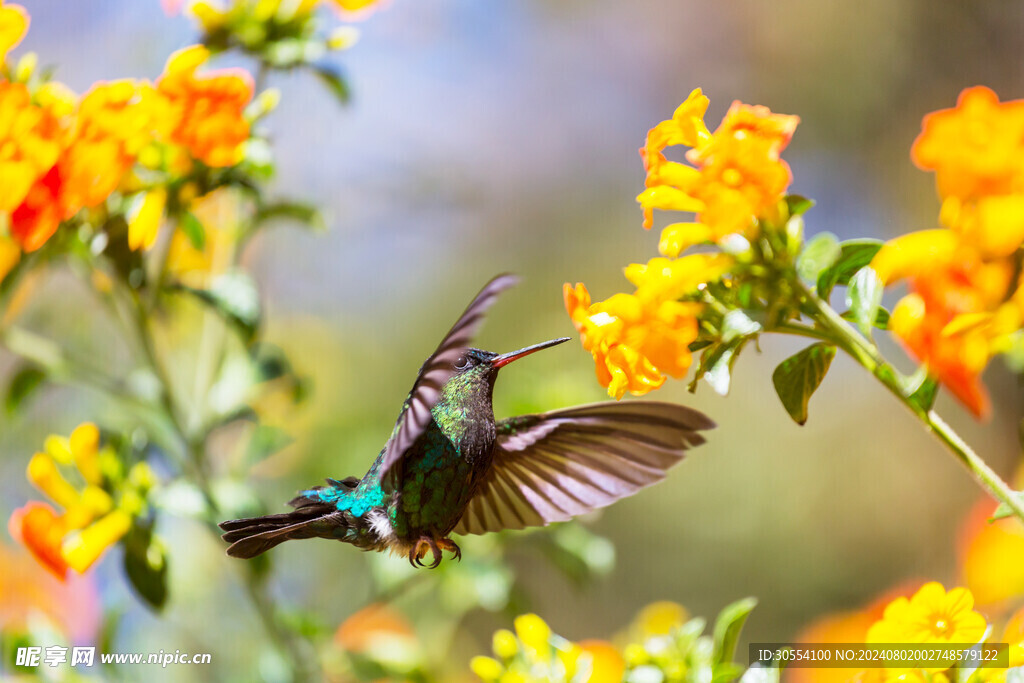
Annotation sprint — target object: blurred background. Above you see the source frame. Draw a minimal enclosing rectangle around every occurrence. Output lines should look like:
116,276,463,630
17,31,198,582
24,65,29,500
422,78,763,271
2,0,1024,680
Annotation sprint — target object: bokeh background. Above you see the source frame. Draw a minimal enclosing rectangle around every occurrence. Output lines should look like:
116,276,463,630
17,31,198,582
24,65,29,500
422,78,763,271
2,1,1023,680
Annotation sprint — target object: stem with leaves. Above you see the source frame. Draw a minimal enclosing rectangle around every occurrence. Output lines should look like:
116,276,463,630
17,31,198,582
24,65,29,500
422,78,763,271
794,280,1024,522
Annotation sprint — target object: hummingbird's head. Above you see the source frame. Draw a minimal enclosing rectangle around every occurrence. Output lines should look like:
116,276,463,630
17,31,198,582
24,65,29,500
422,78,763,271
450,337,571,383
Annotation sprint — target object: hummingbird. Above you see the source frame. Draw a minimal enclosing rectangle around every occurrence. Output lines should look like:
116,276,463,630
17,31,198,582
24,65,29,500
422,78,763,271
220,274,714,568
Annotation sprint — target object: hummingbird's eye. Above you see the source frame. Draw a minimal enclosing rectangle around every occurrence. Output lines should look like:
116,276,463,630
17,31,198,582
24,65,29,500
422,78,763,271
453,355,470,370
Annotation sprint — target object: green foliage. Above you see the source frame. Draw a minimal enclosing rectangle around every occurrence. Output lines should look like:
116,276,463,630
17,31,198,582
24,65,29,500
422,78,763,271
122,521,169,611
816,239,883,299
846,266,884,336
772,343,836,425
796,231,840,283
4,363,45,414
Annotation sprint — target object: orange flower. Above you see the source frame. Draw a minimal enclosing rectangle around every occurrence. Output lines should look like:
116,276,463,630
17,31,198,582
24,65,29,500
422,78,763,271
638,89,798,242
873,228,1020,417
157,45,253,167
0,82,62,216
0,542,101,642
564,282,703,399
912,87,1024,200
8,502,69,578
0,1,27,63
959,497,1024,608
9,424,149,579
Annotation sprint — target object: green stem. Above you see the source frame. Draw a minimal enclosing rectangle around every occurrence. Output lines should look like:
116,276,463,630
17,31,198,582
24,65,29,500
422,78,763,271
797,283,1024,521
125,282,309,682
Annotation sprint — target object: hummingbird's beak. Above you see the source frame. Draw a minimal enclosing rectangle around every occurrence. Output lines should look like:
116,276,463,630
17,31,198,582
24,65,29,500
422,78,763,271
490,337,571,368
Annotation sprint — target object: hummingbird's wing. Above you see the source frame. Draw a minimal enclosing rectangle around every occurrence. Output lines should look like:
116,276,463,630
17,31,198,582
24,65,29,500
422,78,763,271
452,401,714,535
378,273,519,483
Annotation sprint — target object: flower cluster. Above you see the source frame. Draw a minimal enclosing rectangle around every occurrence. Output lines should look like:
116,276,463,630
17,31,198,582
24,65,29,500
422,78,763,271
471,600,752,683
7,423,155,579
565,89,798,399
795,581,1024,683
471,612,625,683
638,87,799,252
0,4,253,282
871,87,1024,417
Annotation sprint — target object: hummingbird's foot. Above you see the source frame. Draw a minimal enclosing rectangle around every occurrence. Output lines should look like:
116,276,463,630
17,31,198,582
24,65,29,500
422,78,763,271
437,537,461,562
409,536,443,569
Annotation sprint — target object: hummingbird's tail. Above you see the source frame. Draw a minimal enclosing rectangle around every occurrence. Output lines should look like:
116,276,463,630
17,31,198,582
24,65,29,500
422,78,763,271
219,477,361,558
219,504,337,559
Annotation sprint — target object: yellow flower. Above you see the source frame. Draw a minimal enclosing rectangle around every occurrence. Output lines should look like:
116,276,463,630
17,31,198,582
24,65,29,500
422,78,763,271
470,655,504,681
157,45,254,168
959,497,1024,607
326,0,386,20
564,282,704,399
493,629,519,660
0,234,19,284
639,89,798,243
62,509,131,574
128,188,167,251
866,582,987,647
0,1,28,64
624,254,732,302
513,613,552,660
10,424,144,579
633,601,688,636
576,640,625,683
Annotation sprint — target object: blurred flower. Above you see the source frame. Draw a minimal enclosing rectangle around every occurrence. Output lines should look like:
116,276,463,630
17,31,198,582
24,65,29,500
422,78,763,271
0,234,19,282
128,187,168,251
638,88,799,244
327,0,386,21
334,602,415,653
866,582,987,646
166,187,239,281
157,45,253,167
872,87,1024,418
911,86,1024,201
0,1,27,63
0,82,62,216
8,423,153,579
959,496,1024,608
789,583,919,683
0,541,101,643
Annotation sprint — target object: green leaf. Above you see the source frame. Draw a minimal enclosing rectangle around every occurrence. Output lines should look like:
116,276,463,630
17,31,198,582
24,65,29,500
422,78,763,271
713,597,758,667
990,492,1024,521
176,270,261,342
180,211,206,251
785,195,815,217
246,424,294,465
817,239,884,299
908,376,939,412
847,266,884,336
311,64,351,105
5,364,46,414
772,343,836,425
123,522,168,611
797,232,841,283
840,306,890,330
254,201,325,232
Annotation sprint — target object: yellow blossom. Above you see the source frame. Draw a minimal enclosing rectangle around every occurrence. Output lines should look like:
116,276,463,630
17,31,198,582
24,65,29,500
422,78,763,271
128,188,167,251
866,582,987,647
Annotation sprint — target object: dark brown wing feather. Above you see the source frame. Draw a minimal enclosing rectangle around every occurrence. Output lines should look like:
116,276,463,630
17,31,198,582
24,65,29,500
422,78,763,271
378,274,519,482
453,401,714,535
